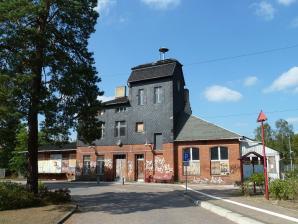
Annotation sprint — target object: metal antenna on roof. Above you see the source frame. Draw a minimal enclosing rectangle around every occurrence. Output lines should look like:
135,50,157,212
159,47,169,60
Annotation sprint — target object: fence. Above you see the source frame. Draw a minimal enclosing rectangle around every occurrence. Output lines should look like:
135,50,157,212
0,168,5,178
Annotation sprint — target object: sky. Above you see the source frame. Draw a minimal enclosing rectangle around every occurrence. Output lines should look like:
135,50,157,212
88,0,298,138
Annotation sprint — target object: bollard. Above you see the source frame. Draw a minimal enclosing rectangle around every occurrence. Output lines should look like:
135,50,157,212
122,177,125,185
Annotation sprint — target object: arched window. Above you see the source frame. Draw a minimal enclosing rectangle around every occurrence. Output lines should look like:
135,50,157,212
210,146,229,175
183,147,200,176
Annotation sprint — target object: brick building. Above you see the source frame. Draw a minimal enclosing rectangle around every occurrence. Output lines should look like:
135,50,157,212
76,58,243,184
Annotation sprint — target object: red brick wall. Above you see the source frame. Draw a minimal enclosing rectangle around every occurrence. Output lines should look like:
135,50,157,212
76,143,175,182
175,139,241,184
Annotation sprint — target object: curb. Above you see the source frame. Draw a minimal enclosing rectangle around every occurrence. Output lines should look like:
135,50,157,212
183,193,265,224
56,204,78,224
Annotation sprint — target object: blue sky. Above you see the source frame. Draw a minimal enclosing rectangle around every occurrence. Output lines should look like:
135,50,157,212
88,0,298,138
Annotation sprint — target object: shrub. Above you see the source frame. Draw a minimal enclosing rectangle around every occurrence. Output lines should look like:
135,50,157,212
241,180,251,196
0,182,41,210
269,178,298,200
0,181,71,210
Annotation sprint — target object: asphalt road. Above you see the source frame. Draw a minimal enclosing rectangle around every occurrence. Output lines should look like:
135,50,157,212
46,182,232,224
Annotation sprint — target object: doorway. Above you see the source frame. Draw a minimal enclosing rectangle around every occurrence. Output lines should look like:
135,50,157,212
114,154,126,182
135,154,144,182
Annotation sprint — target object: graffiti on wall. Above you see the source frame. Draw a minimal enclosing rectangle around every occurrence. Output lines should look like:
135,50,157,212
128,160,133,177
154,157,173,174
145,160,153,172
192,176,224,184
104,159,112,169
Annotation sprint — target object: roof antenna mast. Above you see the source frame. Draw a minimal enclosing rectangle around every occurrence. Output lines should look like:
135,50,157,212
159,47,169,60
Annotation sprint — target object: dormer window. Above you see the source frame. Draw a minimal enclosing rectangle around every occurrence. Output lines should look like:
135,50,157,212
138,89,144,105
115,106,127,113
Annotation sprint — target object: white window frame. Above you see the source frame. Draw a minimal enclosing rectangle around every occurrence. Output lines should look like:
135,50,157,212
138,89,144,105
183,147,200,176
154,86,162,104
210,146,229,176
99,122,105,139
115,121,126,137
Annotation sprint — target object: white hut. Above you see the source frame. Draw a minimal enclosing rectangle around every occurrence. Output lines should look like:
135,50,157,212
240,137,280,180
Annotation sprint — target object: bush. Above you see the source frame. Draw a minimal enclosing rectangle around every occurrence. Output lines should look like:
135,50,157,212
0,181,71,210
269,178,298,200
0,182,41,210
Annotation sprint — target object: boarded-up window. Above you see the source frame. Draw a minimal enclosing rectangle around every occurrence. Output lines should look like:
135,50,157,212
183,148,200,176
135,122,144,133
210,146,229,175
154,133,163,150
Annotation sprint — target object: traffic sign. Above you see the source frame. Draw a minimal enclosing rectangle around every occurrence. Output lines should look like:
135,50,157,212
183,151,190,166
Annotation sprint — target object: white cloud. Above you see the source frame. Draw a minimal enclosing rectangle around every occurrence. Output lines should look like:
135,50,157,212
204,85,243,102
244,76,258,86
95,0,116,14
253,1,276,21
97,95,114,102
291,17,298,28
277,0,297,6
264,67,298,93
141,0,180,10
287,117,298,124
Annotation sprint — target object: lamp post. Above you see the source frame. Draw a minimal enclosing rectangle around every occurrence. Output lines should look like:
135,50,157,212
257,110,269,200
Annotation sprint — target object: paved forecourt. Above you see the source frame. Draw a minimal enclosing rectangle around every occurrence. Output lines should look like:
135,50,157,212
47,182,232,224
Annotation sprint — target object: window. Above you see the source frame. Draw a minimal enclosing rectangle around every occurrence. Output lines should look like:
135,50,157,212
115,106,127,113
210,146,229,175
154,133,163,150
183,148,200,176
138,89,144,105
135,122,144,133
99,122,105,139
115,121,126,137
96,156,105,175
83,155,91,175
154,87,162,104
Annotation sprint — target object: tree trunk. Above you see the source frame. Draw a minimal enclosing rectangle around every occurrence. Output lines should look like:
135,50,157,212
26,4,49,193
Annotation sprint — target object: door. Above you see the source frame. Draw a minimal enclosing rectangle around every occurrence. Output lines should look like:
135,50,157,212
115,155,126,181
136,154,144,181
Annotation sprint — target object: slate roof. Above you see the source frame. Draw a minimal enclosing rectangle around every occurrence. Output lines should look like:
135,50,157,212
175,114,241,141
103,96,129,106
38,142,77,152
128,59,181,83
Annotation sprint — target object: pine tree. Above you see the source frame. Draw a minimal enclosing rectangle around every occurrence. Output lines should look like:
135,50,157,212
0,0,102,193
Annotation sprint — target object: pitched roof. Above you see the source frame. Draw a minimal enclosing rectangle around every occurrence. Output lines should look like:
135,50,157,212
128,59,181,83
175,114,240,141
103,96,129,106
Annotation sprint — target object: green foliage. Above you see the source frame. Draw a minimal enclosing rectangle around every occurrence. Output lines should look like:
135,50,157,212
269,178,298,200
249,173,264,186
285,169,298,179
254,119,297,162
0,181,71,210
0,182,40,210
241,180,251,196
1,0,103,191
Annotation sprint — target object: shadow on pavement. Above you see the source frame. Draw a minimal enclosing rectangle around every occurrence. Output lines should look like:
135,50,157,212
73,190,194,214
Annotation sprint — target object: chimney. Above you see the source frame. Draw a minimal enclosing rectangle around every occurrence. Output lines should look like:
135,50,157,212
159,47,169,60
184,88,192,114
115,86,126,98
